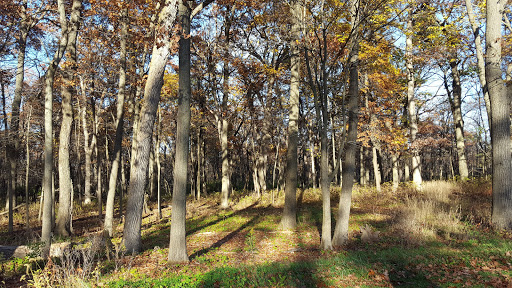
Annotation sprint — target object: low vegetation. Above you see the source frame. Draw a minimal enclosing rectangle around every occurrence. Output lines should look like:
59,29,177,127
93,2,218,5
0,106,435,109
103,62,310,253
1,179,511,287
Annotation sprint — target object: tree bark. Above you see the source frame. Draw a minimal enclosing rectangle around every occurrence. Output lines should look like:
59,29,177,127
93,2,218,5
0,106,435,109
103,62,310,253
105,6,128,237
486,0,512,229
42,0,76,257
168,0,191,263
56,0,82,237
464,0,491,129
406,10,422,189
446,60,469,179
332,0,360,247
280,0,301,230
123,0,177,254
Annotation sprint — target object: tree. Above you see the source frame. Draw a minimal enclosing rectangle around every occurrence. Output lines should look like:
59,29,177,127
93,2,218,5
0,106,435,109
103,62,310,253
123,0,178,254
56,0,82,237
280,0,302,230
486,0,512,229
41,0,82,257
105,2,129,238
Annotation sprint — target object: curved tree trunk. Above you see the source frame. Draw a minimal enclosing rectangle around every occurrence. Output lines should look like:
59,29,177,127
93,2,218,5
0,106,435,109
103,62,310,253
123,0,177,254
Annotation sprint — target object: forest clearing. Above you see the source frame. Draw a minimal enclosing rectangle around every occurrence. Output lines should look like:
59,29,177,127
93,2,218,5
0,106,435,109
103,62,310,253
1,179,512,287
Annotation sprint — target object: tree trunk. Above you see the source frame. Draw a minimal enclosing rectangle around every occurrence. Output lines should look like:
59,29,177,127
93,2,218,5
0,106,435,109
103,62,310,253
104,6,128,237
332,0,360,247
280,0,301,230
25,108,31,230
168,0,191,263
465,0,491,129
448,60,469,179
392,153,399,191
406,11,422,189
56,0,81,236
372,145,381,192
123,0,178,254
486,0,512,229
42,0,75,258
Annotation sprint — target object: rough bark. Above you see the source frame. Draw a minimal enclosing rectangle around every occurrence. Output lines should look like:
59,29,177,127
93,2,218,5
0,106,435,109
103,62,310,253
464,0,491,129
280,0,301,230
168,0,191,263
123,0,178,254
446,60,469,179
406,11,422,189
332,0,360,247
56,0,82,237
486,0,512,229
104,6,128,237
42,0,75,258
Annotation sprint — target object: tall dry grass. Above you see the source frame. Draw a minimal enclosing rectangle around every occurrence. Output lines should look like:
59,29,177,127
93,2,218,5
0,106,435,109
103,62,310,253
392,181,467,246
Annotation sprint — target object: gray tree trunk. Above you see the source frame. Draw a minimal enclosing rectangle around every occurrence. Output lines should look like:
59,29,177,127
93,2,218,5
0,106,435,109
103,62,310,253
406,11,422,189
42,0,74,257
123,0,177,254
465,0,491,128
168,0,191,263
332,0,360,247
56,0,82,237
486,0,512,229
280,0,301,230
446,60,469,179
105,7,128,237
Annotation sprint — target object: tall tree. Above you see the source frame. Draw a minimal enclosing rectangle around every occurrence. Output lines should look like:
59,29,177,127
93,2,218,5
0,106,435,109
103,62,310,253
41,0,81,257
105,3,129,237
332,0,361,247
406,6,422,189
56,0,82,237
123,0,178,254
280,0,302,230
486,0,512,229
168,0,192,263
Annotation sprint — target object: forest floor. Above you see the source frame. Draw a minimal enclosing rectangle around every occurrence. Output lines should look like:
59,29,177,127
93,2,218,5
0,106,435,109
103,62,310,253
1,178,512,287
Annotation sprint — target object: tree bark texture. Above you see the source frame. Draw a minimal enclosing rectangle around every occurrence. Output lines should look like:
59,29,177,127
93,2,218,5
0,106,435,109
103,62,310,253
105,6,128,237
332,0,360,247
280,0,301,230
486,0,512,230
42,0,76,258
406,11,422,189
123,0,178,254
56,0,82,237
168,0,191,263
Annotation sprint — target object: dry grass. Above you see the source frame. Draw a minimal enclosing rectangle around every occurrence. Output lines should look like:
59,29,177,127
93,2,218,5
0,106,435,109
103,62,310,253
391,181,467,246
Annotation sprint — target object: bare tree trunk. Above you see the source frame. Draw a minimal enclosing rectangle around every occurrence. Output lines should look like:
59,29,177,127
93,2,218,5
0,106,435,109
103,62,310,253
105,7,128,236
392,153,399,191
25,108,31,230
332,0,360,247
406,10,422,189
56,0,81,236
486,0,512,229
372,146,381,192
465,0,491,128
168,0,191,263
42,0,75,258
280,0,301,230
123,0,177,254
448,60,469,179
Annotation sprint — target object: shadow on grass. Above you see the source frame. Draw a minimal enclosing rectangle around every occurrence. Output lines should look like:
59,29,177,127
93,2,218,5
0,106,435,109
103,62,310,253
189,215,260,260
